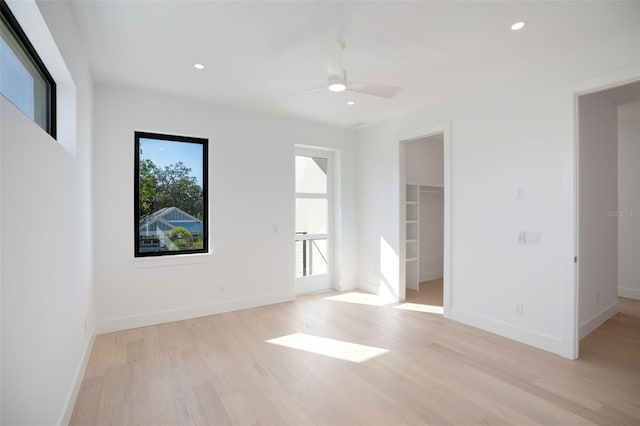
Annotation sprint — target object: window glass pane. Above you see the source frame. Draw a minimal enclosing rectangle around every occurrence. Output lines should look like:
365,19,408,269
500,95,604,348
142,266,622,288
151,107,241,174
136,133,208,256
0,7,53,135
296,238,328,277
295,156,327,194
310,238,328,275
295,198,327,235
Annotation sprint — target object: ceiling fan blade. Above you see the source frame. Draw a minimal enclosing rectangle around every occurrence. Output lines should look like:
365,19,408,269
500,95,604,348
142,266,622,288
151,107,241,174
347,81,402,99
325,40,345,80
283,84,327,98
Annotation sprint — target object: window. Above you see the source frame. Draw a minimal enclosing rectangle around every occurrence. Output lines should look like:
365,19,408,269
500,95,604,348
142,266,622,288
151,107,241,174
0,0,56,137
134,131,208,257
295,150,333,294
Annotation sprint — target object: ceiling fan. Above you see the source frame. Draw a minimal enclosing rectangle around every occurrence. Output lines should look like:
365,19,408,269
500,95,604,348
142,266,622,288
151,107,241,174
286,41,402,99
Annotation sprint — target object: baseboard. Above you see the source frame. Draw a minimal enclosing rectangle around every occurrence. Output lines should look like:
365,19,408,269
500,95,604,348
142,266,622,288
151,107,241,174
96,292,295,334
579,300,619,340
450,308,564,356
358,281,379,295
420,271,443,282
618,286,640,300
58,328,96,426
337,280,358,291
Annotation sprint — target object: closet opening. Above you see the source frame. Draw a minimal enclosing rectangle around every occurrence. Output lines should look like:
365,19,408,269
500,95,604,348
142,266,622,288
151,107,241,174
576,80,640,356
401,133,445,313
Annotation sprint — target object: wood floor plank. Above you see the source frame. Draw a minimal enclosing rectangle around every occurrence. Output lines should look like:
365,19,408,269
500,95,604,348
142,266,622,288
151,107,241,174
71,281,640,425
69,376,104,426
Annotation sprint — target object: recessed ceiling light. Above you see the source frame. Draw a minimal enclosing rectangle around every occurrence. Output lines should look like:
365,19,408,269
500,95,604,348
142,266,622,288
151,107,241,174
347,101,355,105
328,83,347,92
193,63,205,70
510,21,526,31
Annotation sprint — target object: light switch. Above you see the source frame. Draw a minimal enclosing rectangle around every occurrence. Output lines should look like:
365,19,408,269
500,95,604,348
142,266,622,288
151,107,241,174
526,232,541,245
519,231,542,245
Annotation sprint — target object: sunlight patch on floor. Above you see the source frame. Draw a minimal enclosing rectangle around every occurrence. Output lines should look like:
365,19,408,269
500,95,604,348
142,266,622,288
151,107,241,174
393,303,444,314
266,333,389,362
324,292,394,306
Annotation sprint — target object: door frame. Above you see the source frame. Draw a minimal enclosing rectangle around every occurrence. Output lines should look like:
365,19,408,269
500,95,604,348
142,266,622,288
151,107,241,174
294,145,337,294
398,121,452,318
569,65,640,359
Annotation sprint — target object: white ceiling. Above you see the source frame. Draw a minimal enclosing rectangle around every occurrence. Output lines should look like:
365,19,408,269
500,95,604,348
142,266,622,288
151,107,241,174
68,1,639,128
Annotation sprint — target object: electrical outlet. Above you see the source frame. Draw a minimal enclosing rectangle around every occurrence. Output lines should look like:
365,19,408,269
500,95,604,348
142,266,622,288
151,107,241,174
515,302,524,315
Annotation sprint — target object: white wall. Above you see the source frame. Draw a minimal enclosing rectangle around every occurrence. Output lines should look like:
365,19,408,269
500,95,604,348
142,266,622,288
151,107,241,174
618,101,640,300
0,1,94,424
93,85,357,332
405,135,444,186
578,92,619,338
357,28,638,357
420,191,444,281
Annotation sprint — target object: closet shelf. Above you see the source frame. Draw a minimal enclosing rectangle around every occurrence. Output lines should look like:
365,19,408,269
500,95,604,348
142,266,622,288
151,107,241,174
420,185,444,193
405,184,420,290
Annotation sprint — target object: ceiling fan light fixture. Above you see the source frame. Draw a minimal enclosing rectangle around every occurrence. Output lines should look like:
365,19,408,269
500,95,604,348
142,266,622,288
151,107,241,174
510,21,526,31
193,63,205,70
328,83,347,92
347,101,355,105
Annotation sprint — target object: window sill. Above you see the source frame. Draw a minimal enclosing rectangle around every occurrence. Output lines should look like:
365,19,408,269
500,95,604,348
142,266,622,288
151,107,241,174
133,252,212,268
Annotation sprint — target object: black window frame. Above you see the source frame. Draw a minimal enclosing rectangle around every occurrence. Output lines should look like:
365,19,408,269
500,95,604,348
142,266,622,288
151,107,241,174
0,0,56,138
134,131,209,258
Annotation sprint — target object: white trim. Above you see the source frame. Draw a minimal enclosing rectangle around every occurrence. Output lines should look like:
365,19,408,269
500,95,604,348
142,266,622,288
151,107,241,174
295,233,328,241
571,64,640,359
295,145,337,154
451,308,564,355
96,292,295,334
618,287,640,300
579,300,619,340
295,193,328,199
420,271,443,282
398,122,452,319
358,280,380,295
296,274,332,294
570,65,640,97
133,252,213,268
58,329,96,426
295,288,334,296
332,149,343,292
337,280,358,291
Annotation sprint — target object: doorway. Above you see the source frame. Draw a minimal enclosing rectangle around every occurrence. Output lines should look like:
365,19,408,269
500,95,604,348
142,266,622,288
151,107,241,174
576,81,640,349
399,124,451,318
295,147,334,294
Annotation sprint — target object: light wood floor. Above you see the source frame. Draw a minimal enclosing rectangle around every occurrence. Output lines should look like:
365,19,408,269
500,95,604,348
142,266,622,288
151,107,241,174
71,280,640,425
